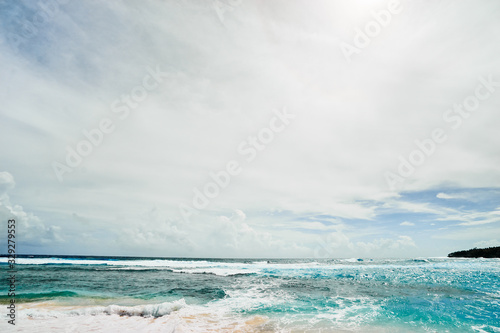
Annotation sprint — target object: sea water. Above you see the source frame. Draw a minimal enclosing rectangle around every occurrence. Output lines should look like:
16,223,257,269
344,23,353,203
1,256,499,332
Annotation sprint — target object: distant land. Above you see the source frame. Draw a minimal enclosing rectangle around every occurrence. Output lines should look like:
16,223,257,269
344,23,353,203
448,246,500,258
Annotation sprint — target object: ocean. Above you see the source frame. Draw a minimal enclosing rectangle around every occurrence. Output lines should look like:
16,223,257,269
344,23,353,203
1,256,499,332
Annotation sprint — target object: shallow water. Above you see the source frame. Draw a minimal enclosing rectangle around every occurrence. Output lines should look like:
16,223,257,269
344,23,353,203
1,256,499,332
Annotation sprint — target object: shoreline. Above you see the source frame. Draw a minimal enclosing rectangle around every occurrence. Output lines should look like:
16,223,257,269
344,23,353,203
1,257,498,332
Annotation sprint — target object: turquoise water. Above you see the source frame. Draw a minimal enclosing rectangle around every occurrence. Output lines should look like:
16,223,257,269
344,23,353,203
1,256,499,332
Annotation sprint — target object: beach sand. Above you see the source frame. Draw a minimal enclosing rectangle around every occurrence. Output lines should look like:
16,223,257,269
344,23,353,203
2,302,425,333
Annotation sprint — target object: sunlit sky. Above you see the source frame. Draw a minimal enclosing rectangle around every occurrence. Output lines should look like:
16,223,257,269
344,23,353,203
1,0,499,258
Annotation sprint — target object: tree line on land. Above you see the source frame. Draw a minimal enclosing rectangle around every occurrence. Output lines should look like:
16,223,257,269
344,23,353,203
448,246,500,258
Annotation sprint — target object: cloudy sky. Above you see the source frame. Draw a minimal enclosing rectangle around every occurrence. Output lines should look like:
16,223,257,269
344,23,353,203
1,0,499,258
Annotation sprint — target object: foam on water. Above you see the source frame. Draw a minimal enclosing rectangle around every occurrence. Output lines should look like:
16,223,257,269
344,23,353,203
171,268,259,276
20,299,187,319
5,301,276,333
2,257,500,332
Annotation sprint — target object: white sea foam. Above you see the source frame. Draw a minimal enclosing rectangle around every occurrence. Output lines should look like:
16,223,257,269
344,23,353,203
0,257,328,274
171,268,259,276
21,299,187,319
4,257,499,332
8,299,276,333
342,258,363,263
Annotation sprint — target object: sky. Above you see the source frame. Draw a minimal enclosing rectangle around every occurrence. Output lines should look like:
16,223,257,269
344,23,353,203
0,0,499,258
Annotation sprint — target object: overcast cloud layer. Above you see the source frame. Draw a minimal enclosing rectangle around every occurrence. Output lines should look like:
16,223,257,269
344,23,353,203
1,0,499,258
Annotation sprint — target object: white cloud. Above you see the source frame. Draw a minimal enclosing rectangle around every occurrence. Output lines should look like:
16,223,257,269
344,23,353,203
436,209,500,226
474,240,499,248
113,209,310,258
382,200,451,216
400,221,415,226
0,172,65,250
314,231,419,258
1,1,500,257
355,236,417,257
433,225,500,243
436,193,453,199
436,192,487,201
0,172,15,198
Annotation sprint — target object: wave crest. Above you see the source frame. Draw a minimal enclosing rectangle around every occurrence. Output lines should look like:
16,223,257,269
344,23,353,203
25,300,187,319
